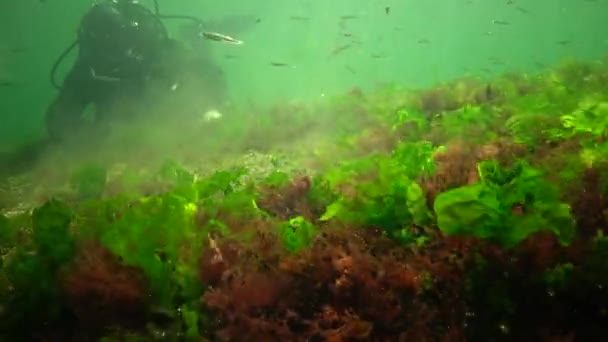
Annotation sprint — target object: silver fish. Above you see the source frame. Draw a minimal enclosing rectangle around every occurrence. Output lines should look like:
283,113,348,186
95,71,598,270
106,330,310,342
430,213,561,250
201,31,244,45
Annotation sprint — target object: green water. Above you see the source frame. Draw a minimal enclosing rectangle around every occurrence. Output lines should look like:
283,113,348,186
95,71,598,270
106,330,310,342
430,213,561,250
3,1,608,341
0,0,606,146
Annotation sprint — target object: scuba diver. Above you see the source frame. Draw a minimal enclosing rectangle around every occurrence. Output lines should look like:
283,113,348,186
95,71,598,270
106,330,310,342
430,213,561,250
0,0,241,176
45,0,229,143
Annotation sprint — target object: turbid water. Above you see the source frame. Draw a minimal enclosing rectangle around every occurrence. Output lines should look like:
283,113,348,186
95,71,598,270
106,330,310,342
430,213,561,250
1,1,608,341
1,0,607,146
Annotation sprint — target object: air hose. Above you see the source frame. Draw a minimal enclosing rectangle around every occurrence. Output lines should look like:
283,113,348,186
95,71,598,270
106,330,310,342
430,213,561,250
49,0,206,90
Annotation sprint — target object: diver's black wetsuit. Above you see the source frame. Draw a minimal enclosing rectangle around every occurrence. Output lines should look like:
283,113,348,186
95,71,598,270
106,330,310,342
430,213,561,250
45,0,225,142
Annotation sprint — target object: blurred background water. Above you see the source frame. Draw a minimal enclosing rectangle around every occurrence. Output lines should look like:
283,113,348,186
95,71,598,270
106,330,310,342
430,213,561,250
0,0,606,147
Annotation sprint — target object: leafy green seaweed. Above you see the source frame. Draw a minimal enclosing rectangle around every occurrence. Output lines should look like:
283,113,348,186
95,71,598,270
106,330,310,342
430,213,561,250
278,216,318,253
434,160,575,247
1,199,75,339
319,141,435,242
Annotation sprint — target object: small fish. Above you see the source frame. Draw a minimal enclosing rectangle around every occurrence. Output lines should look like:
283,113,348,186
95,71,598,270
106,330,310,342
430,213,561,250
0,80,15,87
516,7,529,13
345,65,357,75
179,15,258,43
492,19,510,25
488,56,504,63
290,16,311,21
0,47,27,54
255,18,261,23
223,54,239,59
201,31,243,44
270,62,290,67
532,61,546,69
371,54,385,59
556,40,572,46
385,6,390,15
340,15,359,20
417,38,430,44
343,32,354,37
331,44,352,56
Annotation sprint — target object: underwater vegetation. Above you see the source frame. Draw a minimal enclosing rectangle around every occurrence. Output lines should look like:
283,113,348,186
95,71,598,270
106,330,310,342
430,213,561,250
2,56,608,341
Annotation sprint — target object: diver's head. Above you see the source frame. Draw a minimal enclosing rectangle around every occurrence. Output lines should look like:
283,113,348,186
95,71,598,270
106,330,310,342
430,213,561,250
76,0,169,78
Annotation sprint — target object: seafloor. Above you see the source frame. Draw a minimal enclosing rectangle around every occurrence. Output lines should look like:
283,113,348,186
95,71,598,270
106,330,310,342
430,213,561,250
2,56,608,341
